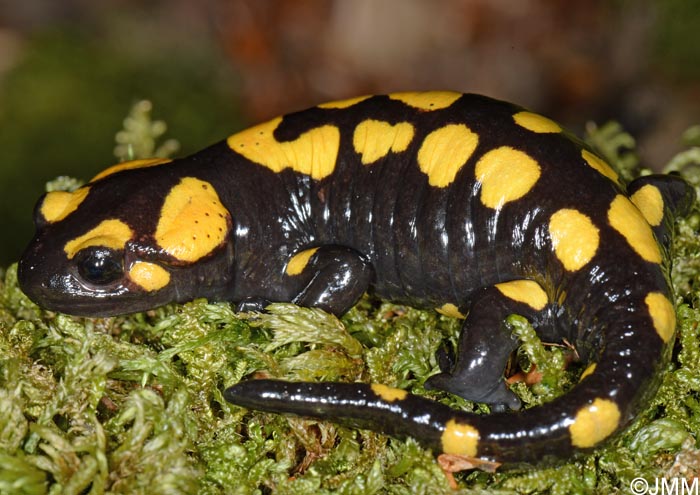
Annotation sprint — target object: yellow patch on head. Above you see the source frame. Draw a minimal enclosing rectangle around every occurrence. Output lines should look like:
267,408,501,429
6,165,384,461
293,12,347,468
436,303,465,319
155,177,230,263
286,247,320,276
317,95,370,109
90,158,172,183
607,195,661,263
371,383,408,402
569,398,621,448
513,111,562,133
549,209,600,271
495,280,548,311
475,147,541,209
417,124,478,187
645,292,676,343
579,363,597,382
441,419,479,457
226,117,340,180
389,91,462,111
128,261,170,292
353,120,415,165
40,187,91,224
64,219,133,259
631,184,665,227
581,150,619,183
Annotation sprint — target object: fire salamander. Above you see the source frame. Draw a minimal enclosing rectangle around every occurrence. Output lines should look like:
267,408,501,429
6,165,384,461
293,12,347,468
18,91,694,465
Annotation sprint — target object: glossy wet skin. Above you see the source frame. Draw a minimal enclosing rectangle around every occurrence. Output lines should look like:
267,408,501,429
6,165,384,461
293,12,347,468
18,92,694,463
19,164,237,316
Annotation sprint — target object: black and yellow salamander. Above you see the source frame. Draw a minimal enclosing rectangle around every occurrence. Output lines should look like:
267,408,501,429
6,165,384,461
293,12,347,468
18,91,694,465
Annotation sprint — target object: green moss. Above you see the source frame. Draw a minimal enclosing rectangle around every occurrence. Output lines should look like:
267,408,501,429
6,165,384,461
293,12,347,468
113,100,180,162
2,113,700,493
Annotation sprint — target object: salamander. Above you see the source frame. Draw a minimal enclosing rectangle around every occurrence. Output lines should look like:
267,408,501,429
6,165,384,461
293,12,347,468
18,91,694,465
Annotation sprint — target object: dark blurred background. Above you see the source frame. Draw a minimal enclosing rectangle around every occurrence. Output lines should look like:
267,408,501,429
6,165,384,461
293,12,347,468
0,0,698,266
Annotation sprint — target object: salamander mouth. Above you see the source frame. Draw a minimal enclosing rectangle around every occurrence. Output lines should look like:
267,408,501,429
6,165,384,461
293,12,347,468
16,261,166,317
19,286,168,317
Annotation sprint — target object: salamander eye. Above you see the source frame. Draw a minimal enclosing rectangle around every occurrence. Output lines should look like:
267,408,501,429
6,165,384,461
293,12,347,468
75,247,124,285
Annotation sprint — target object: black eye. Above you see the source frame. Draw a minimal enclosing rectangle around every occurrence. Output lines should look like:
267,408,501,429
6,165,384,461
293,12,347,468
76,247,124,285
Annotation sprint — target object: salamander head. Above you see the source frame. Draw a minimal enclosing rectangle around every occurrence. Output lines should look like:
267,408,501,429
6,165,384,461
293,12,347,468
18,160,235,316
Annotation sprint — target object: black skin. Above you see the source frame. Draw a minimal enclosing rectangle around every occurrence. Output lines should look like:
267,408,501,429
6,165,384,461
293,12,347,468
18,93,695,464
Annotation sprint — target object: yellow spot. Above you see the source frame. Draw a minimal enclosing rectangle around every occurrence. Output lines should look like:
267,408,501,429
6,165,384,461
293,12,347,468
389,91,461,111
90,158,171,183
549,209,600,271
441,419,479,457
129,261,170,292
317,95,370,109
645,292,676,343
569,398,621,448
579,363,597,382
353,120,415,165
436,303,465,319
417,124,478,187
495,280,548,310
40,187,91,224
513,111,562,133
631,184,665,227
608,195,661,263
371,383,408,402
155,177,230,263
582,150,619,183
227,117,340,180
475,147,541,209
286,247,320,276
64,219,133,259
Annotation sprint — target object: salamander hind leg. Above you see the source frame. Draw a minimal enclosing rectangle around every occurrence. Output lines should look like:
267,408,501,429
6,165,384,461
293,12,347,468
425,280,550,411
285,245,374,316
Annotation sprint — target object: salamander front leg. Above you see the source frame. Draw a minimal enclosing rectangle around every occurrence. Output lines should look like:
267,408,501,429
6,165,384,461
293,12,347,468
425,280,549,411
285,245,374,316
235,296,272,313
